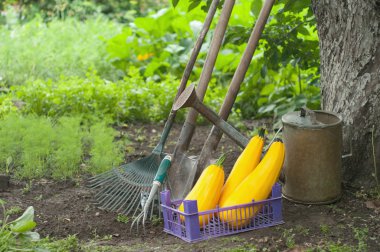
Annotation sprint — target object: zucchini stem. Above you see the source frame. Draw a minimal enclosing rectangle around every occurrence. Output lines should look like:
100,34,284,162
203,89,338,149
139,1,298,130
215,153,226,167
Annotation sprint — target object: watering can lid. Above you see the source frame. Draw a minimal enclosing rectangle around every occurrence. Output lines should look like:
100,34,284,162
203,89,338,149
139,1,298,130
282,108,327,128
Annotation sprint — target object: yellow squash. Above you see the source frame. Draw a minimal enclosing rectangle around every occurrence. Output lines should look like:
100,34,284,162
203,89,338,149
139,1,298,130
219,129,265,205
178,155,225,227
218,139,285,228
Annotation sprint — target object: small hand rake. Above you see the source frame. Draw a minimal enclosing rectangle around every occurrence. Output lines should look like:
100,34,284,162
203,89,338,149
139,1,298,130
87,0,220,217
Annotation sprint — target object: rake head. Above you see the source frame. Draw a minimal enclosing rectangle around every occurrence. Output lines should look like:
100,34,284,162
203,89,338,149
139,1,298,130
87,153,164,217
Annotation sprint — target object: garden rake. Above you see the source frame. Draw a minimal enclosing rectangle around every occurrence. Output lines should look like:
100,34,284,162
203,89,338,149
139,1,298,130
87,0,220,217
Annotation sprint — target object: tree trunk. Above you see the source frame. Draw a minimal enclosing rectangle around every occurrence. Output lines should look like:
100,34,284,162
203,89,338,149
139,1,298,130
311,0,380,188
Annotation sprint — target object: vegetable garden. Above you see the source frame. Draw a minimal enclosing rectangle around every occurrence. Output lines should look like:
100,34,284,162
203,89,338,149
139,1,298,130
0,0,379,251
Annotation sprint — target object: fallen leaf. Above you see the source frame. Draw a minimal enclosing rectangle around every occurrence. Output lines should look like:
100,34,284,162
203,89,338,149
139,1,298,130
365,200,380,212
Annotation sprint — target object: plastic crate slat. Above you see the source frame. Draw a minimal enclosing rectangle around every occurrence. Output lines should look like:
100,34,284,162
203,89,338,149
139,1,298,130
160,183,284,243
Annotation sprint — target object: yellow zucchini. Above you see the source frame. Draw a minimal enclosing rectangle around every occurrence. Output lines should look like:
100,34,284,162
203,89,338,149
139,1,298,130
178,154,225,227
219,129,265,205
219,139,285,228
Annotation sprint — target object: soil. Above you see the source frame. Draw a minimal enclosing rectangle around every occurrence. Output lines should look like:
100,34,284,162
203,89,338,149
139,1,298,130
1,122,379,251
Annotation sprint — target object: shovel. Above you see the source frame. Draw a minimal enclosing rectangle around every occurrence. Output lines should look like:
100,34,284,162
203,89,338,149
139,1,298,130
167,0,236,201
167,0,276,200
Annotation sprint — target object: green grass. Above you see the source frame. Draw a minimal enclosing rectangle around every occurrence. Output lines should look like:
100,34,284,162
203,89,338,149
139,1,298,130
0,17,122,86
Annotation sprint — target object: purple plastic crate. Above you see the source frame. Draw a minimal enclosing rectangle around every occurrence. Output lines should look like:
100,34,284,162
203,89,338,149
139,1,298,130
160,183,284,243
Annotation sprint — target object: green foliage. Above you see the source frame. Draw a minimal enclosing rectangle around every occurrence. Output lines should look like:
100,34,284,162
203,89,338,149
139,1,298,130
0,114,124,180
5,206,22,217
4,69,225,123
116,214,130,224
0,202,41,252
0,0,168,23
281,228,296,248
353,227,368,252
0,114,24,172
0,17,121,86
40,234,80,252
0,200,81,252
51,117,84,179
170,0,320,121
19,116,55,179
106,6,207,82
87,121,124,174
320,224,330,235
0,0,321,122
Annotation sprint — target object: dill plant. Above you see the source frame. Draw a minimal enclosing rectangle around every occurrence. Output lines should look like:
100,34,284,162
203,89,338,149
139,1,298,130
19,116,55,179
0,114,25,174
87,121,124,174
0,114,124,179
51,117,83,179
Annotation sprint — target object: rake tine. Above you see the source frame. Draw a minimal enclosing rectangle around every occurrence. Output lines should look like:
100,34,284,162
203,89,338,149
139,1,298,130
122,186,144,215
112,184,142,212
94,180,126,204
113,185,142,213
130,211,144,233
88,172,115,188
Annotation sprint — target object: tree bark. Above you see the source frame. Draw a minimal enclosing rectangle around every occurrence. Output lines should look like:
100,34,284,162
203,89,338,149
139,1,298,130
311,0,380,187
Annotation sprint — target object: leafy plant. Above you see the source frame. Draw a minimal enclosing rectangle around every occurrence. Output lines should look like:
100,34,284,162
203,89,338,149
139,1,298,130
106,5,208,82
0,17,122,86
0,114,125,180
0,114,25,174
51,117,84,179
320,224,330,235
5,206,22,217
173,0,321,121
4,69,196,123
116,214,130,224
0,200,41,252
1,0,168,23
353,227,368,252
281,228,296,249
19,116,55,179
87,121,124,174
0,200,82,251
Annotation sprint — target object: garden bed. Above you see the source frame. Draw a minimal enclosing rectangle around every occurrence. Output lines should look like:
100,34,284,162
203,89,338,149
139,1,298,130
1,123,379,251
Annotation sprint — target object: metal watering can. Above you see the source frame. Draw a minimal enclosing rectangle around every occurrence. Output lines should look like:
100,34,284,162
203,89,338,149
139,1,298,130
281,108,343,204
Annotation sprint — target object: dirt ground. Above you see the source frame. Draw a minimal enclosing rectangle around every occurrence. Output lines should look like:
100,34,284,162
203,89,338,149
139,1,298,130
1,122,379,251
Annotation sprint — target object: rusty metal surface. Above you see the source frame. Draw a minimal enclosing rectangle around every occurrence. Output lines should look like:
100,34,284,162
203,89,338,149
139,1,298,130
282,110,343,204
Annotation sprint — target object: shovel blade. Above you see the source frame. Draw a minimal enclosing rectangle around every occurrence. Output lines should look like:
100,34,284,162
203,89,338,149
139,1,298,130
167,152,198,201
